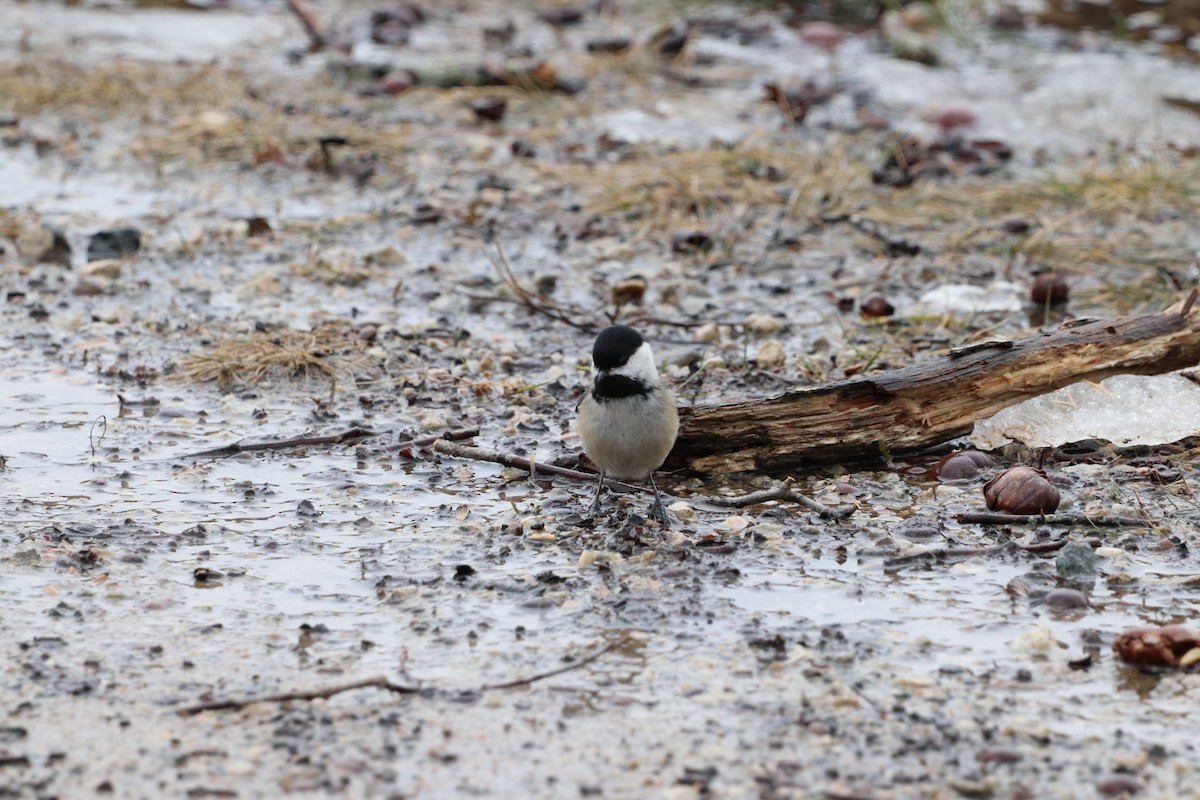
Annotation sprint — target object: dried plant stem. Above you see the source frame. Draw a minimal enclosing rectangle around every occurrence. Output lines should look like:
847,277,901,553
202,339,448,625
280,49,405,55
181,426,378,458
179,427,479,459
431,440,854,518
955,511,1149,527
285,0,330,50
178,635,629,716
179,675,419,715
884,534,1108,569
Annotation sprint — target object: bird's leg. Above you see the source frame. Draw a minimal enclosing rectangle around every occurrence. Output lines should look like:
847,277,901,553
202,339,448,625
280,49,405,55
588,472,606,517
648,473,671,527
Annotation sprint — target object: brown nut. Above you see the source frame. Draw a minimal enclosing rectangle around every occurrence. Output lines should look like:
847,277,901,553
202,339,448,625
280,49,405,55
1042,587,1089,609
1031,273,1069,305
1159,624,1200,656
935,449,993,481
611,277,647,306
472,98,507,122
860,293,895,318
982,466,1060,514
1113,626,1176,668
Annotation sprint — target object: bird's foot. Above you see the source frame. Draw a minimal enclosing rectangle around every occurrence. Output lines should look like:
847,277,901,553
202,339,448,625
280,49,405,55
649,498,671,528
586,496,604,521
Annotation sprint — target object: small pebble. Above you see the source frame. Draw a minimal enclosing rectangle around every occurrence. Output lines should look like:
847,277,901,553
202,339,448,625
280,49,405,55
1055,540,1097,581
977,748,1022,764
694,322,720,343
860,293,895,317
754,339,786,369
667,501,695,521
1096,775,1141,797
1042,587,1090,609
743,312,785,335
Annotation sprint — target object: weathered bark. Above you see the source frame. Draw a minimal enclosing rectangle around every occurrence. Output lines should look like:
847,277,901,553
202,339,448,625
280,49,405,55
669,296,1200,473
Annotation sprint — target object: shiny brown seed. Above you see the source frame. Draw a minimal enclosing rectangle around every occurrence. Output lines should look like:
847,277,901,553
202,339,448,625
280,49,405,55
860,293,895,318
983,466,1060,514
798,21,843,51
1159,624,1200,653
935,450,993,481
472,98,507,122
1042,588,1089,609
1112,626,1175,668
934,107,977,133
1031,273,1069,305
1096,775,1141,797
611,278,647,306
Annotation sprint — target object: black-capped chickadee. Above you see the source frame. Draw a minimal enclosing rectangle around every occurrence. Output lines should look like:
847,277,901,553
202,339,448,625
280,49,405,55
576,325,679,525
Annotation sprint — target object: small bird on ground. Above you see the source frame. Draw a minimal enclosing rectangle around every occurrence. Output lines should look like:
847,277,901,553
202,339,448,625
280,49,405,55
576,324,679,525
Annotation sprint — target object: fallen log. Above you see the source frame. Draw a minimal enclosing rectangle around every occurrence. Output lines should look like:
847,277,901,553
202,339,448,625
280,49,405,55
668,291,1200,473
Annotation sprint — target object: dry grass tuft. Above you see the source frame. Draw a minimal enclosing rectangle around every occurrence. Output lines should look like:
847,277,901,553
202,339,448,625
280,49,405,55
179,323,373,389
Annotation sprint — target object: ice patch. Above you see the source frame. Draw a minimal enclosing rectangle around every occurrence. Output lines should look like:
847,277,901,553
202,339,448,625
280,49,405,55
905,282,1025,317
970,373,1200,449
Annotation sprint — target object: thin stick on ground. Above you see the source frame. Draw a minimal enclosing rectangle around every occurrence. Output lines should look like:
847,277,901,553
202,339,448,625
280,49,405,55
391,427,480,454
179,426,378,458
480,636,628,691
432,439,645,491
954,511,1150,527
884,542,1013,568
179,675,420,715
285,0,332,51
431,440,855,518
177,635,629,716
1179,287,1199,317
883,535,1102,568
178,427,479,460
818,212,921,257
487,243,601,333
702,479,854,519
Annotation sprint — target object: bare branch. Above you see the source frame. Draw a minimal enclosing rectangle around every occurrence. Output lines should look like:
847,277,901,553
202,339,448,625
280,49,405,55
954,511,1149,527
178,427,479,460
178,675,419,716
177,634,632,716
431,440,854,518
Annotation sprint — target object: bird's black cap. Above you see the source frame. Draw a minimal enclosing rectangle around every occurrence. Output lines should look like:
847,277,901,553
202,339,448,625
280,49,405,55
592,324,644,371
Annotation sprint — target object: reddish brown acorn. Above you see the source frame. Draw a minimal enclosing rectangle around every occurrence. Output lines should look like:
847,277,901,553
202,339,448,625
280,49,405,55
1031,273,1069,305
860,293,895,318
935,449,993,481
1113,624,1200,669
983,466,1060,514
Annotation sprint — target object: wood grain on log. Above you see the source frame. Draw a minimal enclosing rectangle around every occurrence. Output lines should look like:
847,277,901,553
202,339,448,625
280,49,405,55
669,297,1200,473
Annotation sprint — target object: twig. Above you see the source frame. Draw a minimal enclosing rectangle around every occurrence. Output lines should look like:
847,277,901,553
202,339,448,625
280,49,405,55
823,788,887,800
432,439,644,491
818,213,921,257
1012,542,1099,554
179,427,481,460
1180,287,1198,317
89,415,107,458
390,427,480,454
883,534,1106,568
180,426,377,458
883,542,1012,568
478,246,708,334
487,244,601,333
285,0,331,51
954,511,1149,527
703,480,855,519
431,440,855,518
177,635,629,716
179,675,419,716
480,636,627,690
621,312,706,330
